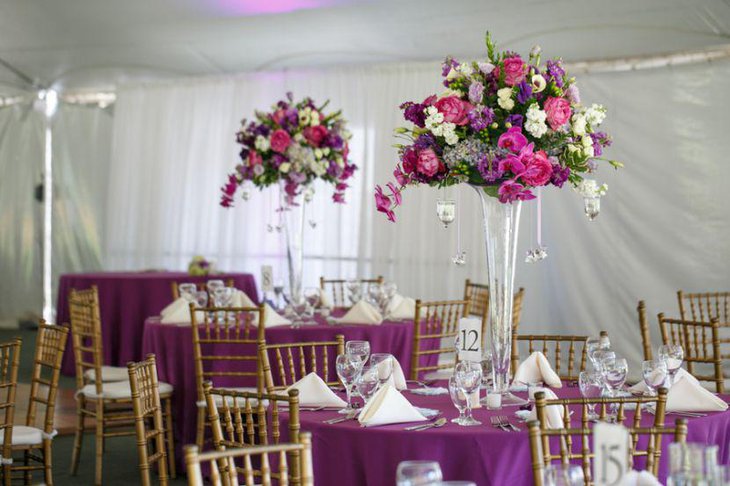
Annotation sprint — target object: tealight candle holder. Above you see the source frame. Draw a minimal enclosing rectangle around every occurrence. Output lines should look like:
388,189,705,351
486,391,502,410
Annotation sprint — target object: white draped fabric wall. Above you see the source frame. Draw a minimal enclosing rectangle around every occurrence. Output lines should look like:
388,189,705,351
106,59,730,367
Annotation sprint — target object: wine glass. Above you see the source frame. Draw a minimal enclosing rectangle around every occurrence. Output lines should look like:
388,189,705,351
178,283,197,302
658,344,684,386
436,199,456,228
543,464,585,486
213,286,233,307
273,279,285,309
454,361,482,426
356,367,380,403
194,291,209,308
578,371,603,421
448,375,468,425
480,351,494,388
593,350,616,373
345,341,370,366
602,357,628,421
336,354,363,415
346,280,362,305
367,284,384,311
382,282,398,315
396,461,443,486
369,353,394,387
303,287,320,324
206,279,225,295
586,335,611,370
642,359,668,396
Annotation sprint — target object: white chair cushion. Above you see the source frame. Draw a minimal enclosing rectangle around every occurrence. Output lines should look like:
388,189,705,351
80,380,173,399
0,426,55,446
196,387,259,408
84,366,130,382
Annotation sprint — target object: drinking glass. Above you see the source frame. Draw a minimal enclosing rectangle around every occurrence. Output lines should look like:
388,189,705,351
658,344,684,386
382,282,398,315
586,335,611,370
194,291,209,308
367,284,384,311
346,280,362,305
434,483,477,486
593,350,616,373
584,196,600,221
178,283,197,302
213,287,233,307
454,361,482,426
345,341,370,366
356,367,380,403
579,371,603,421
370,353,394,387
642,359,668,396
543,464,585,486
480,350,493,387
206,279,225,295
303,287,320,309
336,354,363,414
602,357,628,421
436,199,456,228
396,461,443,486
273,279,285,309
448,375,468,425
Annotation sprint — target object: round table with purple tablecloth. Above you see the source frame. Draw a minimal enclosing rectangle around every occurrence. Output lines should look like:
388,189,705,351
142,314,439,466
58,271,258,375
292,386,730,486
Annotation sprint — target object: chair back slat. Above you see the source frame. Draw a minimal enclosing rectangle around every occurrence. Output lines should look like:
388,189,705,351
463,281,525,341
68,286,105,394
318,276,384,308
259,337,344,392
678,290,730,324
511,333,591,382
171,279,235,301
27,322,69,435
410,299,470,380
0,339,21,473
637,301,653,360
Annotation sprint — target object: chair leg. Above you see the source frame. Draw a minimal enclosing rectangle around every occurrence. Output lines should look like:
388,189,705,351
43,441,53,486
195,407,205,450
70,397,86,475
164,397,176,478
23,450,30,485
3,463,10,486
94,399,104,486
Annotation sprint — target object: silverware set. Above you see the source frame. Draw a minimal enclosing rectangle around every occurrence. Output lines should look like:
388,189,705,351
643,404,707,418
404,417,446,431
490,415,520,432
322,410,359,424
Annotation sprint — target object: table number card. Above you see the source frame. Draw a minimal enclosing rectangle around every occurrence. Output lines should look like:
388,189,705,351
457,317,482,362
261,265,274,293
593,422,630,486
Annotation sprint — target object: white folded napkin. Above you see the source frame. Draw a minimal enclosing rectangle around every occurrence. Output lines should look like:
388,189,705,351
513,351,562,388
377,357,407,391
335,300,383,325
231,290,256,308
161,298,188,319
285,372,346,408
623,470,661,486
358,384,427,427
161,299,193,323
319,288,332,309
387,294,416,320
409,387,448,396
627,368,727,411
263,303,291,328
527,388,564,429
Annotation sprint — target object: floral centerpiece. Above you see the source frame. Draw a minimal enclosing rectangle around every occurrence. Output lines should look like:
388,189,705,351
220,93,356,322
374,33,621,405
188,255,213,276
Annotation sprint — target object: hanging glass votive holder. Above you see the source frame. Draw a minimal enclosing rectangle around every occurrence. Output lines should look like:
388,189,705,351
436,199,456,228
584,196,601,221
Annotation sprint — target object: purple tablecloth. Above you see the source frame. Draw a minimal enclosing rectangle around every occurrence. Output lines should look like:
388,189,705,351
58,271,258,375
293,386,730,486
142,314,439,467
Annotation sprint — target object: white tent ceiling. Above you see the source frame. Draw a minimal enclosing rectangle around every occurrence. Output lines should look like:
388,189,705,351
1,0,729,93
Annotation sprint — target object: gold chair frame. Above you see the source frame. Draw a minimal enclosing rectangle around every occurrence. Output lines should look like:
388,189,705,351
510,332,591,382
0,339,21,486
171,278,235,301
463,280,525,338
637,301,653,361
259,336,345,393
318,276,384,308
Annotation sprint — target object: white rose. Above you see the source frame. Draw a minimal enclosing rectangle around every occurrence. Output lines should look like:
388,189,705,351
581,135,595,157
497,88,515,110
572,114,587,136
497,88,512,100
585,104,606,126
279,162,291,173
525,120,547,138
254,135,270,152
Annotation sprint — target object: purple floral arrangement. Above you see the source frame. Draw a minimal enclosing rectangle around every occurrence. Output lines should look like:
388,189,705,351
221,93,357,207
375,33,621,221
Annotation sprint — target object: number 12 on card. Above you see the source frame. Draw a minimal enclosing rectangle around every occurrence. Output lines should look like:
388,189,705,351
457,317,482,362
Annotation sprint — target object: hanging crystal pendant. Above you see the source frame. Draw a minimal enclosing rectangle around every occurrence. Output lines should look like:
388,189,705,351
436,199,456,228
584,196,601,221
525,187,548,264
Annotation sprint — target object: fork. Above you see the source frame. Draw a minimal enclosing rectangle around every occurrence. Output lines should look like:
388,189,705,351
490,416,510,432
323,410,358,424
497,415,520,432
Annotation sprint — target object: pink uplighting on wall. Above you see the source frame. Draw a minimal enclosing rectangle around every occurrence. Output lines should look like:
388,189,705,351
211,0,362,16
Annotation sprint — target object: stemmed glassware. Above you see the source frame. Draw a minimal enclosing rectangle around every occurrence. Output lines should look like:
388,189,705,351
178,283,198,302
601,356,628,421
356,366,379,403
194,291,209,308
206,279,225,296
369,353,394,387
396,460,443,486
336,354,363,415
642,359,668,396
586,335,611,371
303,287,320,324
273,279,285,310
448,375,469,425
658,344,684,386
454,361,482,426
543,464,585,486
213,287,233,307
436,199,456,228
346,280,362,305
381,282,398,316
578,371,603,421
345,341,370,366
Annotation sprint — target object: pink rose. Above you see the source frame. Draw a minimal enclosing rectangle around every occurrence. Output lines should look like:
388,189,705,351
502,56,527,86
434,96,472,126
416,148,442,177
497,126,528,153
520,150,553,186
303,125,328,147
543,97,572,130
270,129,292,153
248,150,263,166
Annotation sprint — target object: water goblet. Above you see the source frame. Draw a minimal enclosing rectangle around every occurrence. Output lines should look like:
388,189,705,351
579,371,603,421
346,280,362,305
356,366,380,404
642,359,668,396
369,353,394,387
593,350,616,373
448,375,468,425
213,286,233,307
273,279,285,309
206,279,225,296
601,357,628,421
336,354,363,415
178,283,197,302
480,351,494,387
543,464,585,486
193,291,209,308
658,344,684,386
454,361,482,426
396,460,443,486
436,199,456,228
303,287,320,309
345,341,370,366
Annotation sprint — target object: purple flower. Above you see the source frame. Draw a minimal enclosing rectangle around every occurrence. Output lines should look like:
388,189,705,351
516,80,533,104
498,180,536,203
590,132,612,157
546,60,565,88
468,106,494,131
289,172,307,184
271,154,287,169
468,81,485,104
324,133,344,150
550,164,570,187
413,133,441,154
477,154,504,183
332,192,345,203
505,114,524,128
253,123,271,137
441,57,459,77
400,102,427,128
565,85,581,104
327,160,342,178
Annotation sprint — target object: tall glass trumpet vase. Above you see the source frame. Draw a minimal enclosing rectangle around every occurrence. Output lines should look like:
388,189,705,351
281,185,308,326
471,185,527,406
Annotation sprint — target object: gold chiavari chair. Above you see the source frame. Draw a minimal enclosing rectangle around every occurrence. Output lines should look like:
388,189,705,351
637,301,653,361
463,280,526,338
658,313,724,393
410,299,470,381
259,336,345,393
318,276,384,308
533,388,673,484
69,287,176,485
203,383,302,485
9,323,67,486
0,339,21,486
185,432,314,486
510,332,592,382
527,417,688,486
191,303,266,450
678,291,730,360
171,279,235,301
127,354,170,486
